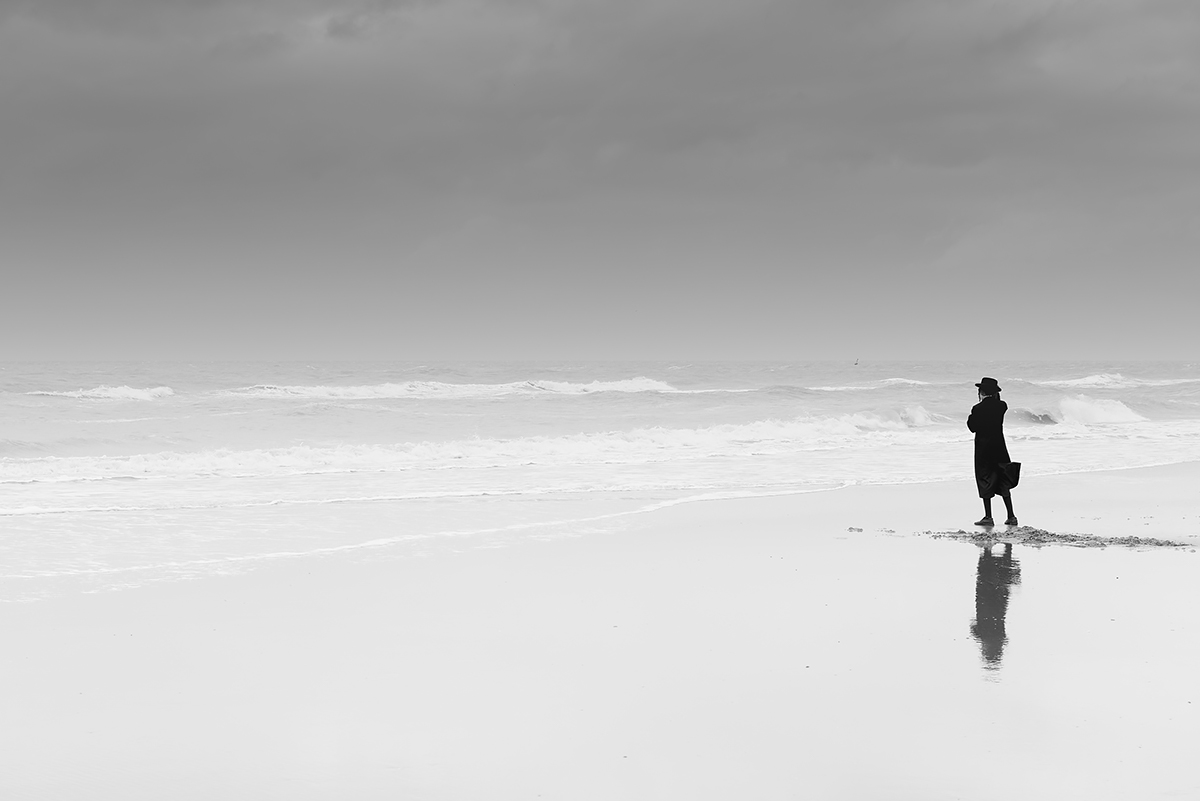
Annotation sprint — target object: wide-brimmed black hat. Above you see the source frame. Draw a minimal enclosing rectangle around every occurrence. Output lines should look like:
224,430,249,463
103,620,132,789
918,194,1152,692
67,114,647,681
975,377,1002,393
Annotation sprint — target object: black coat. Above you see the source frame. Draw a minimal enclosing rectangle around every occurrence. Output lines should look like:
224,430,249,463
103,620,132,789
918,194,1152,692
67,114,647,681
967,395,1012,499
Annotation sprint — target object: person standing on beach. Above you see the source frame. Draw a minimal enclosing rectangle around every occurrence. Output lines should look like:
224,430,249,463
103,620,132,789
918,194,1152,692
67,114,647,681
967,377,1017,526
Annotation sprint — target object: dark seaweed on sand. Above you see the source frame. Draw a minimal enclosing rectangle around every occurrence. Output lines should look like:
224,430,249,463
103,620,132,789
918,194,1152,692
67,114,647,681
926,526,1191,549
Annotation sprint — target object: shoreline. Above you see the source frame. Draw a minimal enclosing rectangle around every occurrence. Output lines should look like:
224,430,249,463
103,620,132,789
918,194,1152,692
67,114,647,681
1,461,1197,799
643,459,1200,545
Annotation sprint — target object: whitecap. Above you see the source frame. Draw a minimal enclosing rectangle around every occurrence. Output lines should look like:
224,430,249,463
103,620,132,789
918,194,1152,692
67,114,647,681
1058,396,1147,424
28,386,175,401
0,412,954,484
217,377,683,400
1038,373,1200,390
879,378,935,386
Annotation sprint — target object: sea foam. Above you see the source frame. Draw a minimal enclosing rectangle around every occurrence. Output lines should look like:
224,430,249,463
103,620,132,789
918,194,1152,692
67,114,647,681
1058,396,1146,424
0,410,949,484
28,386,175,401
218,378,682,400
1039,373,1200,390
880,378,935,386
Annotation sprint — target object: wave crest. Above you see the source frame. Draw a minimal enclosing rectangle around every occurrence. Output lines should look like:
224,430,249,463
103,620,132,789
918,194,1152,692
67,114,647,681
1011,409,1058,425
0,410,949,484
880,378,934,386
812,378,948,391
1058,396,1146,424
29,386,175,401
219,378,681,400
1039,373,1200,389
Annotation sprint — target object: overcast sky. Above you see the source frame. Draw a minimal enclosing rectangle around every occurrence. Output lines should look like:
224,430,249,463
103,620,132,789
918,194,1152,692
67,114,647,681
2,0,1197,360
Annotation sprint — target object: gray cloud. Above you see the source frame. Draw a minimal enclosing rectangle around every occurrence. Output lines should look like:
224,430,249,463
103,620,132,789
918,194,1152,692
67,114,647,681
323,0,435,40
2,0,1198,358
0,0,268,37
0,0,445,42
6,0,1197,217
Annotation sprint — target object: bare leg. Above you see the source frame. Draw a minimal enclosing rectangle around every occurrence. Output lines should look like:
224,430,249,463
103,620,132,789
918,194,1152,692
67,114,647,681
1002,493,1016,525
977,497,994,525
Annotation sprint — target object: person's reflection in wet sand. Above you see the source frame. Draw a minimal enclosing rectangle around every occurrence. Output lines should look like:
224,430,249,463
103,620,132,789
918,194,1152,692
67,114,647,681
971,543,1021,669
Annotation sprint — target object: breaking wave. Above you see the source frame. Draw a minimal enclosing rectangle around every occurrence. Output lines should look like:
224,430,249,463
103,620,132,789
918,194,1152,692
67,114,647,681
1010,409,1058,425
1038,373,1200,390
1011,397,1147,425
218,378,685,400
28,386,175,401
810,385,875,392
1057,396,1146,424
0,409,948,484
812,378,951,391
880,378,935,386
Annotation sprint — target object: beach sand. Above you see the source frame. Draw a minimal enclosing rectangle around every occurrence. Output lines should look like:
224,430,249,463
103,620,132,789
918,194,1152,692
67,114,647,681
2,463,1198,800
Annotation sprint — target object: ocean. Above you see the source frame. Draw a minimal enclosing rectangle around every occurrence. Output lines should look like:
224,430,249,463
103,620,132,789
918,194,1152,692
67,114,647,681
3,360,1198,600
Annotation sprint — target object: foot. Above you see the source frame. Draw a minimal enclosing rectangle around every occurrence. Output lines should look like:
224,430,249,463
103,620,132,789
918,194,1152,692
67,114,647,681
1004,516,1018,526
974,517,994,526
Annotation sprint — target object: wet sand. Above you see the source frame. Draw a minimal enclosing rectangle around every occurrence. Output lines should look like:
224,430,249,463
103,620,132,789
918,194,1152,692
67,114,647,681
2,463,1198,800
